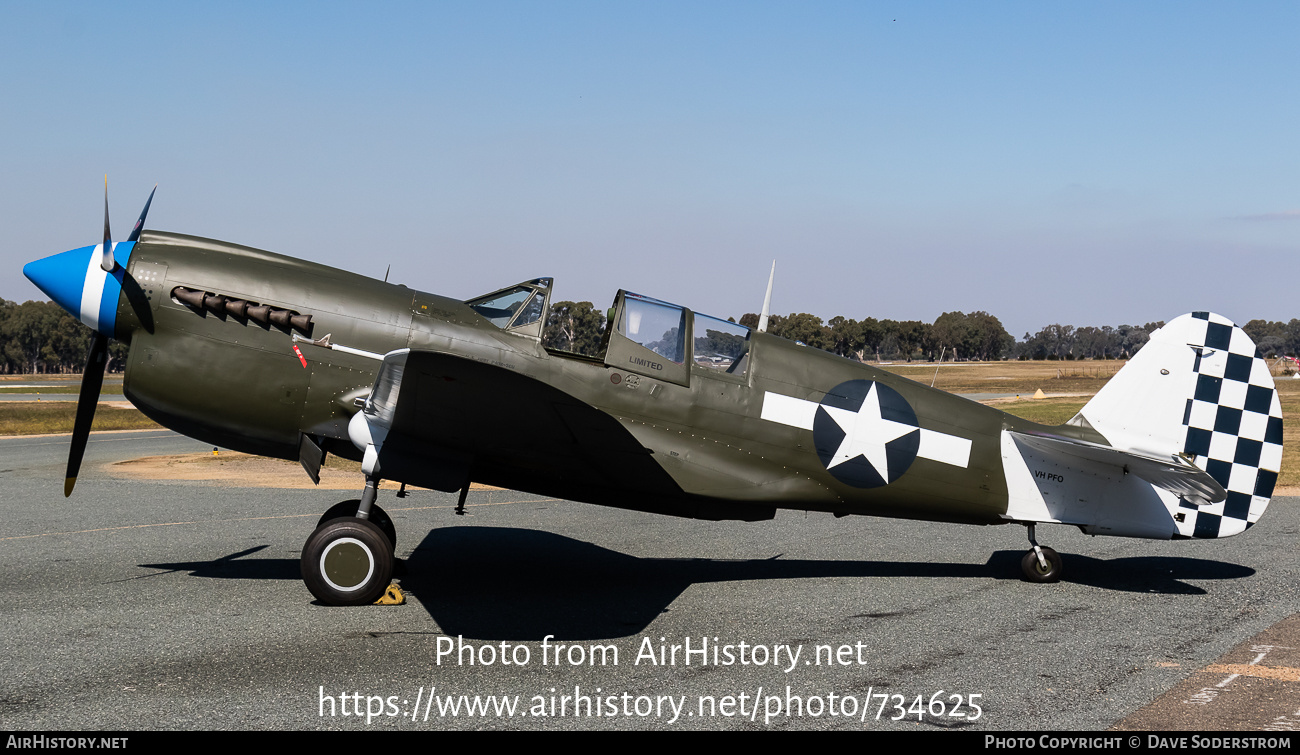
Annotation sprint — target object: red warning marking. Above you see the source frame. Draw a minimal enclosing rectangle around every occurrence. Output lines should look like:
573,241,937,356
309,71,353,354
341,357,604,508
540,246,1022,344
292,344,307,368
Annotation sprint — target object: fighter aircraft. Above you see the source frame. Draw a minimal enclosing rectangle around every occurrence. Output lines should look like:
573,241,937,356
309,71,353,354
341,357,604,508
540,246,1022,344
23,185,1283,605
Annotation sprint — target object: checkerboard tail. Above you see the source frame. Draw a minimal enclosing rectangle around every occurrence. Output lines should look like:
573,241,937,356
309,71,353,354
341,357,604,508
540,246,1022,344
1075,313,1281,538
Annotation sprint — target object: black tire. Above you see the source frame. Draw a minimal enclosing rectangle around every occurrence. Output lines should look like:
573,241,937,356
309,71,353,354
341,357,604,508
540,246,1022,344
301,517,394,605
317,500,396,550
1021,547,1063,583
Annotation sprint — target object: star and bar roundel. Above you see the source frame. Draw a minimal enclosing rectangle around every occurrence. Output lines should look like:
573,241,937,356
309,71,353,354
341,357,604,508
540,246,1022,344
814,380,919,487
760,379,972,488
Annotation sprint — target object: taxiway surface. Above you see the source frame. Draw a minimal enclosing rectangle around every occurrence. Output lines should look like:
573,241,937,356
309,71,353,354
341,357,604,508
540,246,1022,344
2,430,1296,730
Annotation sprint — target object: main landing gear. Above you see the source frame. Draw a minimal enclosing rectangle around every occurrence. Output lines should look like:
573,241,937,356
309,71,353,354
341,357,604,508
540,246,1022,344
1020,523,1063,583
301,515,394,605
301,474,399,606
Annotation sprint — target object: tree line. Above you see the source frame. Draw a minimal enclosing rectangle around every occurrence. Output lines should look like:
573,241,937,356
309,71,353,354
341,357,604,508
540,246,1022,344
3,296,1295,374
543,300,1287,364
0,300,127,374
1242,320,1300,360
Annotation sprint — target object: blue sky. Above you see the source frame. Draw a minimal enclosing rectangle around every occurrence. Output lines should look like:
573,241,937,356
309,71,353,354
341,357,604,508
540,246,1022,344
3,1,1296,337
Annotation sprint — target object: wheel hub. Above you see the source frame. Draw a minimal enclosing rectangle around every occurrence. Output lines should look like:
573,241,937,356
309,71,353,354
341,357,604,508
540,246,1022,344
320,537,375,592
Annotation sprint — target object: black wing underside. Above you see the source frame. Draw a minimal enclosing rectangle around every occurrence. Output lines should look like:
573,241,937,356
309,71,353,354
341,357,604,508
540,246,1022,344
378,350,683,505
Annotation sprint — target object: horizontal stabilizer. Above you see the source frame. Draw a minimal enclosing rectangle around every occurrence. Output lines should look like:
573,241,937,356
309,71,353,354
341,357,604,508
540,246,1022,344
1009,431,1225,507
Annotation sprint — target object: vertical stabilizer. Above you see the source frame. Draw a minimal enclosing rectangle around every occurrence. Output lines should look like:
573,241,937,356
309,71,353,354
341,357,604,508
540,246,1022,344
1075,313,1282,538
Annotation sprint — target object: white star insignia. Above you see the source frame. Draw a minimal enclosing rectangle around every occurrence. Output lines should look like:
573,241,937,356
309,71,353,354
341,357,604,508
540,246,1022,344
821,383,918,478
760,387,973,473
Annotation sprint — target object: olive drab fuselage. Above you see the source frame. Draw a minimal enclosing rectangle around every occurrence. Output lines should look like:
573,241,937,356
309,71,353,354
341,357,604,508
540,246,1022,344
114,230,1088,527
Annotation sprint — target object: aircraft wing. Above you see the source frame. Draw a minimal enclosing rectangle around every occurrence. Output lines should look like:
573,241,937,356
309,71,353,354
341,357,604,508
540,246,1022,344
1008,431,1226,507
359,348,681,499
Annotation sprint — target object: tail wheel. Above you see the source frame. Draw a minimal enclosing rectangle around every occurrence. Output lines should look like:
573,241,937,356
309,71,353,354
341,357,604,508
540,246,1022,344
317,499,397,550
301,517,394,605
1021,547,1063,583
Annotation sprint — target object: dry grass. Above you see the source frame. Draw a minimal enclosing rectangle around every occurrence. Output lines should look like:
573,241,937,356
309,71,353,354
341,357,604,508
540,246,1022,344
1273,379,1300,488
0,374,124,394
988,397,1089,426
0,386,125,394
877,359,1124,395
0,403,160,435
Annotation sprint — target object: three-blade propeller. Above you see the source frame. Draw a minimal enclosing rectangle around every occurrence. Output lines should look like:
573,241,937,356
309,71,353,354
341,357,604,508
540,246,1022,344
65,180,156,497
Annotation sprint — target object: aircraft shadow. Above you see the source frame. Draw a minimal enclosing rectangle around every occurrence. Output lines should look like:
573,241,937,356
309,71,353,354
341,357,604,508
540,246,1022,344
136,531,1255,639
403,528,1255,639
138,545,300,581
1036,551,1254,594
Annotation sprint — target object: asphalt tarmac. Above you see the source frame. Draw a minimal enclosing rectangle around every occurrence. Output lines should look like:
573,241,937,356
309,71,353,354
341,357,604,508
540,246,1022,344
1,430,1296,731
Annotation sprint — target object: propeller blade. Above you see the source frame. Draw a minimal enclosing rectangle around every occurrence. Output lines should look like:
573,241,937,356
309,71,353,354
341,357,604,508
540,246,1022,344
126,184,157,243
65,333,109,497
101,175,114,272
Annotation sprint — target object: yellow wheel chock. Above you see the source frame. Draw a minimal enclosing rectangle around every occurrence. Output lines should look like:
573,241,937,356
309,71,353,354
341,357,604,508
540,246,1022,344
374,583,405,605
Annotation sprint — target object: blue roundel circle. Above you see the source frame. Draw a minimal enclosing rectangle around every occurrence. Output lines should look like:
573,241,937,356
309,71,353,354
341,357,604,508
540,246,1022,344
812,379,920,488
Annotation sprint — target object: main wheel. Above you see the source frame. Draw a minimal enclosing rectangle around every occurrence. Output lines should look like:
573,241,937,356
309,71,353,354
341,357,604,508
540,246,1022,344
1021,547,1063,583
301,517,394,605
317,500,397,549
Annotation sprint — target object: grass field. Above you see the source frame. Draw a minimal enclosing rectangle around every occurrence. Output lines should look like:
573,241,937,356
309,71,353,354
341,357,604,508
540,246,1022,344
983,397,1088,426
1271,379,1300,488
0,386,125,394
0,403,160,436
878,359,1126,395
0,374,124,395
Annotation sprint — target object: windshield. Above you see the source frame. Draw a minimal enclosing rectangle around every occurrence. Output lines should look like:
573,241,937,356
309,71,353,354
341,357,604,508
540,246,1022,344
465,278,551,331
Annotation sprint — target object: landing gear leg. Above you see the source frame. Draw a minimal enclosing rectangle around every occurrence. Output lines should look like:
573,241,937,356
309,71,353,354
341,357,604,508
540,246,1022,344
358,475,379,519
317,499,396,549
1020,523,1063,583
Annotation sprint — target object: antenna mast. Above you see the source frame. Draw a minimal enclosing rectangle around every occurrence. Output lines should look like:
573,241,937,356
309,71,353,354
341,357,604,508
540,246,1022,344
758,260,776,332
